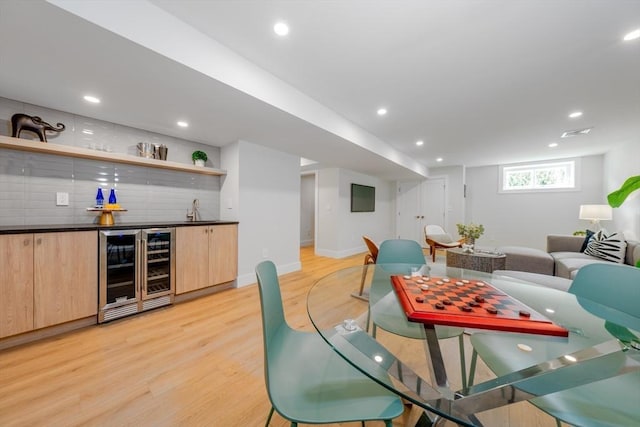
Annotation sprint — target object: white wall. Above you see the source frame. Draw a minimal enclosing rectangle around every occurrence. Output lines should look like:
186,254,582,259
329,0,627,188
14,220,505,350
315,168,395,257
604,140,640,241
223,140,301,287
465,155,605,250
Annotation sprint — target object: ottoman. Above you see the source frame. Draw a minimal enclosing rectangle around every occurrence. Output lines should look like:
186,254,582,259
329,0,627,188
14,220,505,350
496,246,555,276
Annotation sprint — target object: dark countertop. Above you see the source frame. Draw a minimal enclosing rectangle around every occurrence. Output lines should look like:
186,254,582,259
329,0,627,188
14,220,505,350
0,221,239,235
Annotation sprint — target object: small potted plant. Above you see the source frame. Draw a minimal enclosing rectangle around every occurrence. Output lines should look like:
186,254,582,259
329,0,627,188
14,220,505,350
192,150,208,167
456,222,485,253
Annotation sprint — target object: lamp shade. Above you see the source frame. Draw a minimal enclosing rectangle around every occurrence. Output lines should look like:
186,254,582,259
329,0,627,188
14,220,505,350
579,204,613,221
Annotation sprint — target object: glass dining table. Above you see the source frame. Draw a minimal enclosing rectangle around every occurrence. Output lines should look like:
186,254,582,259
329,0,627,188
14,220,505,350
306,263,640,426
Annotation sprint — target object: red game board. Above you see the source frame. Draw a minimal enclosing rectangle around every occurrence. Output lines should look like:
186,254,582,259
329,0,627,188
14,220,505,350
391,275,568,337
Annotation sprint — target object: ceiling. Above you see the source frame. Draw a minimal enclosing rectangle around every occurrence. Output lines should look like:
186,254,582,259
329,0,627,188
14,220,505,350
0,0,638,180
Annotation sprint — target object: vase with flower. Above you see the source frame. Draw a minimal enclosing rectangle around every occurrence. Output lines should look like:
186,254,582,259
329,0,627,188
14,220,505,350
456,222,485,253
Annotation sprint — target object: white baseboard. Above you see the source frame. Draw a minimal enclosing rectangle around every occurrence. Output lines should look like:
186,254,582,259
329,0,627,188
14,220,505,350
236,260,302,287
315,245,365,259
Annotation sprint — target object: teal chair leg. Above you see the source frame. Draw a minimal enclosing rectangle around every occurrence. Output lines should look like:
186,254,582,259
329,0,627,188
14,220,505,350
458,334,467,389
556,420,562,427
468,349,478,387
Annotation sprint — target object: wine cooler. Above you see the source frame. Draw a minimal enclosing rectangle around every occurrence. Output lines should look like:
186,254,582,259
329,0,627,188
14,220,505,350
99,228,175,323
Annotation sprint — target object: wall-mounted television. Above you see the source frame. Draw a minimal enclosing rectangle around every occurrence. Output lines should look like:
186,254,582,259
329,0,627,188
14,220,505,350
351,183,375,212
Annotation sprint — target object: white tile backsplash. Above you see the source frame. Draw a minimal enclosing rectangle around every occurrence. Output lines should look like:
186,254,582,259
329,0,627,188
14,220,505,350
0,96,221,225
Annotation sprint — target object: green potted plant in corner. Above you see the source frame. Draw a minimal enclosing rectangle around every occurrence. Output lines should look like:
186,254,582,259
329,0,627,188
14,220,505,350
607,175,640,267
192,150,208,167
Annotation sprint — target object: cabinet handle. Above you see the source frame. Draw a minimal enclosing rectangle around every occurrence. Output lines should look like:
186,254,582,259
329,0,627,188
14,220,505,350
36,238,42,245
24,238,30,246
204,228,208,234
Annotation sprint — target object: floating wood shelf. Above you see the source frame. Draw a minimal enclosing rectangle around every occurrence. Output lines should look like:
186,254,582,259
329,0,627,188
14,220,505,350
0,135,226,176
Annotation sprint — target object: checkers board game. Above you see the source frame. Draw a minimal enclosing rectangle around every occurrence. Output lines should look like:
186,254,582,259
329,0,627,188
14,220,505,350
391,275,568,337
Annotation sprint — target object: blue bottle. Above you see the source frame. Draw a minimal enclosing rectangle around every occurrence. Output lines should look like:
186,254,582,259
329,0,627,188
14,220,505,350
108,188,117,204
96,188,104,207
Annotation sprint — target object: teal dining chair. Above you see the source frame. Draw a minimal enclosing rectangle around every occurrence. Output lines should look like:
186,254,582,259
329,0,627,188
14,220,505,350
468,263,640,427
368,239,468,388
255,260,404,427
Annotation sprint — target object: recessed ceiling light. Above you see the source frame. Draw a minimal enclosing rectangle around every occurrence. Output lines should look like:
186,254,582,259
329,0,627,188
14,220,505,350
177,121,189,128
415,140,424,146
548,142,558,148
436,157,443,162
377,108,387,116
82,129,94,135
273,22,289,36
568,111,583,118
623,28,640,41
83,95,100,104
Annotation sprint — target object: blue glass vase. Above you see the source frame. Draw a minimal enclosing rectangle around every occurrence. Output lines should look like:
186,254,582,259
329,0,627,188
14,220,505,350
108,188,117,204
96,188,104,207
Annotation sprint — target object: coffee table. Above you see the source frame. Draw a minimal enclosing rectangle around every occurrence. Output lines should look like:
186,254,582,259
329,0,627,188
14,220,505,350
446,247,506,273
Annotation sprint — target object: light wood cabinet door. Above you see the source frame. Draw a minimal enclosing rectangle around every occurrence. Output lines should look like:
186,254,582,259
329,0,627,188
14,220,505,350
33,231,98,329
0,234,34,338
175,226,211,294
209,224,238,285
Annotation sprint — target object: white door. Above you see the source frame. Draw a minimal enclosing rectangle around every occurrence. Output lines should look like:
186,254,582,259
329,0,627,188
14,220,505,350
423,177,447,229
396,181,422,242
396,178,448,246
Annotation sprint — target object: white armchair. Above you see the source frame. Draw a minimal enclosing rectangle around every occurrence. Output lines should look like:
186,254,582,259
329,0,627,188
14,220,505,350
424,225,464,262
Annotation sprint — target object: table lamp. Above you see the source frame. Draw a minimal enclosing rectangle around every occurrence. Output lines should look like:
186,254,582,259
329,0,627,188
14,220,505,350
579,204,612,231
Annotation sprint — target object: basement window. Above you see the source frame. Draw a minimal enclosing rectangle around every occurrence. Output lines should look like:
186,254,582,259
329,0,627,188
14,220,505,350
499,159,578,193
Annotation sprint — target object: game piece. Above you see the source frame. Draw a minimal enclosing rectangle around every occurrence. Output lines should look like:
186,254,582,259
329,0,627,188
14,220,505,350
455,281,464,286
390,275,569,337
517,343,533,352
420,284,429,290
462,279,470,284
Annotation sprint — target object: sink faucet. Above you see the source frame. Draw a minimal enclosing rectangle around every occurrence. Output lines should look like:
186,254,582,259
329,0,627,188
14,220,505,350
186,199,200,221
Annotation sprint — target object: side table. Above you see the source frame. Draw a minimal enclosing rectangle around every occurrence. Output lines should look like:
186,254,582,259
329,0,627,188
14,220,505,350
446,247,506,273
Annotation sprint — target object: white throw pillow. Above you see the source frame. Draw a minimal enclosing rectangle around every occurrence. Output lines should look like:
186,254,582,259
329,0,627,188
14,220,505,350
584,230,627,263
428,233,453,244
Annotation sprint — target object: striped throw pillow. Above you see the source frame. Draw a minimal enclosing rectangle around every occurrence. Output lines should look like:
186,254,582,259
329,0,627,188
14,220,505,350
584,231,627,263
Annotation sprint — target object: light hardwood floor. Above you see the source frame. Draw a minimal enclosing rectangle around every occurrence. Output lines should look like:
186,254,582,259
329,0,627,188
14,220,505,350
0,247,559,427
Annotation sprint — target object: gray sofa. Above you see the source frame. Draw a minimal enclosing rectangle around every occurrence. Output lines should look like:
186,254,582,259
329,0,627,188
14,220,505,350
547,234,640,279
496,235,640,280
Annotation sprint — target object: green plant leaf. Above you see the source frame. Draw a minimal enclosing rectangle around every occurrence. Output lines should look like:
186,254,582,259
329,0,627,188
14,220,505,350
607,175,640,208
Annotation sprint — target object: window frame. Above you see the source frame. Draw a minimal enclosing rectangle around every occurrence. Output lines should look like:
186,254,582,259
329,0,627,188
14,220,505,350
498,158,581,194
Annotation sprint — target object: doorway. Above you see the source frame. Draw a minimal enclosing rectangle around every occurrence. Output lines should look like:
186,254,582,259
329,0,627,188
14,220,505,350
300,173,316,247
396,177,447,246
